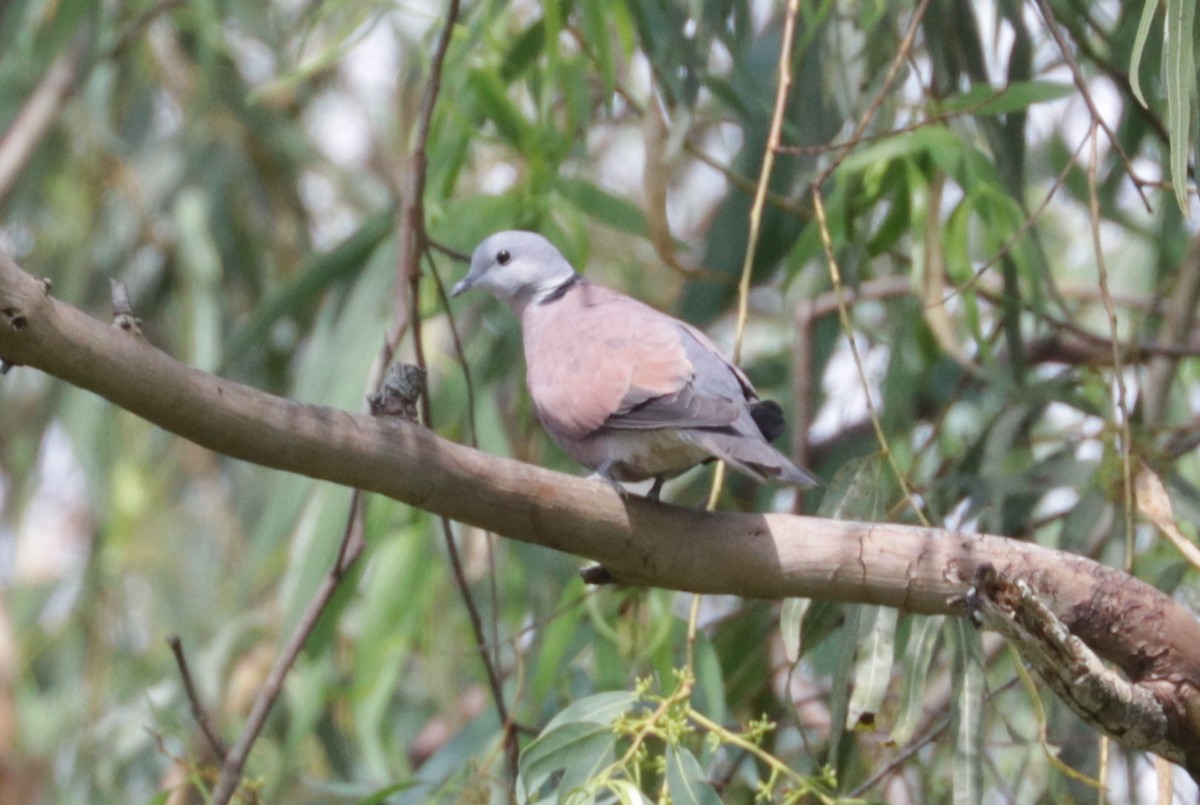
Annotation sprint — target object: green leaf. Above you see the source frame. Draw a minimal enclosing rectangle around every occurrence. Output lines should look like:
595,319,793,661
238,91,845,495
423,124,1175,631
224,208,394,364
846,606,898,731
1129,0,1162,107
580,0,616,103
470,68,534,149
665,745,722,805
890,615,943,745
827,604,863,767
554,176,650,238
530,581,587,703
937,81,1074,116
542,689,640,732
692,635,728,731
501,20,545,81
1164,0,1197,213
950,620,985,805
517,721,614,804
837,126,963,176
349,780,420,805
516,690,640,802
780,598,811,664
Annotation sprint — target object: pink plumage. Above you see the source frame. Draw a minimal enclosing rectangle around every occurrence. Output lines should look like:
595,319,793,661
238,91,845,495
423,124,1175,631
453,231,817,498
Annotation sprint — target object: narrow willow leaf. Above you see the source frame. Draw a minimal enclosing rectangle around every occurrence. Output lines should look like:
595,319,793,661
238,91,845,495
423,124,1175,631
554,177,650,237
1164,0,1197,213
665,745,723,805
692,635,728,729
938,81,1074,116
950,621,985,805
580,0,616,103
1129,0,1162,107
174,189,224,372
846,606,898,731
224,208,394,363
500,20,545,81
780,598,811,664
542,690,640,732
349,781,420,805
890,615,944,746
518,722,615,804
828,604,864,767
469,68,533,149
517,690,640,802
605,779,653,805
530,580,588,703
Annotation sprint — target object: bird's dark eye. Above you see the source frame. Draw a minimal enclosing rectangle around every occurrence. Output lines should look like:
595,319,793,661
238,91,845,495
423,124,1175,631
496,249,512,265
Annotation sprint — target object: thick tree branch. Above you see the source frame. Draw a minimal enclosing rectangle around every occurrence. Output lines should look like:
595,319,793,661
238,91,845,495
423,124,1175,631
2,252,1199,775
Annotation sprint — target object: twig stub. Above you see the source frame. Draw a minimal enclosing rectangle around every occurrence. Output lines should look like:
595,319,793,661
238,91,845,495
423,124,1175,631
110,279,143,336
368,363,426,420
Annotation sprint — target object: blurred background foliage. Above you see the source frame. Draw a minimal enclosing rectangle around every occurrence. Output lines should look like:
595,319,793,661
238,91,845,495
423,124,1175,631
0,0,1198,802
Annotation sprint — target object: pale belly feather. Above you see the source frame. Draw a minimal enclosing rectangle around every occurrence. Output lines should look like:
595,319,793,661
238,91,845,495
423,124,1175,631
555,427,711,482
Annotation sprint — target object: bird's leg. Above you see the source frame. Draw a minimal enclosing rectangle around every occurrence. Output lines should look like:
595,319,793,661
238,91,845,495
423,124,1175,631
589,461,629,497
647,476,666,501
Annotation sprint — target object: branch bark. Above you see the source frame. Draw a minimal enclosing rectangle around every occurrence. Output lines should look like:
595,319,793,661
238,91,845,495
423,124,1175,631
2,252,1199,776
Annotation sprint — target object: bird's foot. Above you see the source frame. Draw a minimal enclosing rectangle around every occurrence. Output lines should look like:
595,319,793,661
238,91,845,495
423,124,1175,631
589,462,629,498
646,476,666,502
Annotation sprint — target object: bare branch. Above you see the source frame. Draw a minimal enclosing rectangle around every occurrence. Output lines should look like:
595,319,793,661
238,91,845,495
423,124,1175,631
210,492,366,804
166,635,229,761
1,252,1199,777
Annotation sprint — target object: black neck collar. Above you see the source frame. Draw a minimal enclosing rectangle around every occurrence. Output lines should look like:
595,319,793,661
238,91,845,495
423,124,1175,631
539,273,581,304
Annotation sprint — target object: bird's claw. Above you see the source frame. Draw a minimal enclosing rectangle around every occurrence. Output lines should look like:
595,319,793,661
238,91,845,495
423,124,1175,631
589,463,630,498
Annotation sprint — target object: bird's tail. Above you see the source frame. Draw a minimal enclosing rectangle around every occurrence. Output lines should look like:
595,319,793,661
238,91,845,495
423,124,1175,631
688,430,819,488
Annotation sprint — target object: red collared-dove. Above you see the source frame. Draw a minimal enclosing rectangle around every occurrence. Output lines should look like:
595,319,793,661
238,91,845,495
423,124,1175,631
452,231,818,499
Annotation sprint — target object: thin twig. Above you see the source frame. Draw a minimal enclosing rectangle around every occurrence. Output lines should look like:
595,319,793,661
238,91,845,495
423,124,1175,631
730,0,803,366
414,254,517,778
428,250,478,444
396,0,460,296
812,188,930,527
427,236,471,263
210,495,366,804
938,129,1090,307
428,248,501,659
1086,124,1136,573
778,83,1043,157
101,0,188,60
563,20,812,226
167,635,229,760
395,0,517,780
410,245,516,778
1034,0,1152,212
209,1,466,797
707,0,804,508
791,0,931,522
0,38,86,202
809,0,933,187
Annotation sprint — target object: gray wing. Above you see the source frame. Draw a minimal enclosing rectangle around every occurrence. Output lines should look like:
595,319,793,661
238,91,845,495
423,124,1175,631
601,324,746,431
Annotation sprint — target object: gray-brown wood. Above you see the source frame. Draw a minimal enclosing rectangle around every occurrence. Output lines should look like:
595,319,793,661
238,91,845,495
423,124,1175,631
2,250,1199,776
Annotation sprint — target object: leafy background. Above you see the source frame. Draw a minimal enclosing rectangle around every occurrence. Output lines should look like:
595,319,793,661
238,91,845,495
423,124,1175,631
0,0,1198,802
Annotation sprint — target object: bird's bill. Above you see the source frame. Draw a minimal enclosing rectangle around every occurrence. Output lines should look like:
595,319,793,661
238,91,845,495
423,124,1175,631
450,276,474,297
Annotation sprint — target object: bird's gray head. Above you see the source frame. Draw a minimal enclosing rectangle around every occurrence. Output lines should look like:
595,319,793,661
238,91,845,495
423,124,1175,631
451,231,579,311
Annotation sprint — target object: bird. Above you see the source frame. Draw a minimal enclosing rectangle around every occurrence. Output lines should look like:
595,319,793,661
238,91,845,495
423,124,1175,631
451,230,818,500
